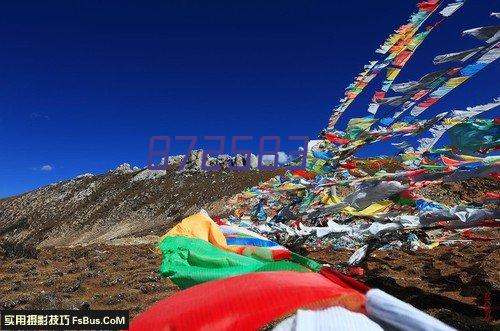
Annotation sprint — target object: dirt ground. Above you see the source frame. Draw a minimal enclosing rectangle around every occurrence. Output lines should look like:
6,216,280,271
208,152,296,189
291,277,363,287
0,173,498,330
0,168,285,248
1,241,498,330
0,244,175,318
310,242,499,330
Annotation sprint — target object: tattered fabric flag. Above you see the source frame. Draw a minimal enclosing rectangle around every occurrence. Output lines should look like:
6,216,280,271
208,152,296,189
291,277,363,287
417,124,453,152
462,25,500,44
440,1,464,17
460,63,487,76
441,155,465,167
346,118,377,139
131,271,366,331
159,235,310,289
327,61,379,128
458,154,484,163
391,50,412,67
475,44,500,63
392,68,449,93
158,211,322,289
412,88,432,100
445,76,469,87
453,100,500,118
367,29,435,115
416,100,498,152
343,181,407,210
366,2,467,117
376,95,410,106
410,45,499,117
407,29,432,52
366,289,456,331
274,306,384,331
377,24,413,54
386,67,401,81
418,112,449,133
447,119,500,153
433,47,484,64
392,141,413,150
417,0,441,14
328,0,442,128
391,81,419,94
325,132,351,145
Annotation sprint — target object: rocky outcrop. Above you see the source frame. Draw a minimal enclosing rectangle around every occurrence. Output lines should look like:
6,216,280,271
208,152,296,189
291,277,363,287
0,167,283,248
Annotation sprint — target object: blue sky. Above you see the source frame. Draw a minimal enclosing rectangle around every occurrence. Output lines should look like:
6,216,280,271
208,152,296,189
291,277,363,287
0,0,498,197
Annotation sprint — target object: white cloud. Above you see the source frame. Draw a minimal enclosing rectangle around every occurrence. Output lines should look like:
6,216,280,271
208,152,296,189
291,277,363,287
41,165,53,172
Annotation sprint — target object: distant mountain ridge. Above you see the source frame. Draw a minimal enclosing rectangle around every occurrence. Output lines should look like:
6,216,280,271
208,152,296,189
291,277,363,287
0,164,282,249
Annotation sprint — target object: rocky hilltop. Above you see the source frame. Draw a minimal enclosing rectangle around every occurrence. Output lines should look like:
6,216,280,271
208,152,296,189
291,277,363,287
0,157,281,249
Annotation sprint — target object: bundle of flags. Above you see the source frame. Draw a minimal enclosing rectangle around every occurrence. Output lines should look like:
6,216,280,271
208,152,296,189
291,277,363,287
131,211,455,331
129,2,498,330
327,0,467,129
156,210,321,289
